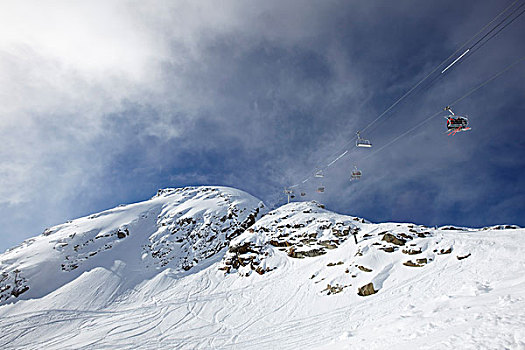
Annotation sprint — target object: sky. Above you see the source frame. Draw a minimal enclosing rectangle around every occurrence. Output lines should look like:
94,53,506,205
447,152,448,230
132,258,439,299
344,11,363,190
1,0,524,252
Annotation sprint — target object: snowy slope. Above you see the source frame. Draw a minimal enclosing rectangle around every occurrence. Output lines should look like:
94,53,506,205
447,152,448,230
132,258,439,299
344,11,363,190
0,195,524,349
0,186,266,306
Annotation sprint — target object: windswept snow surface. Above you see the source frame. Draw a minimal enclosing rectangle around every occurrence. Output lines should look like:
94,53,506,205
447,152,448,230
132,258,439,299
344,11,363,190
0,196,524,349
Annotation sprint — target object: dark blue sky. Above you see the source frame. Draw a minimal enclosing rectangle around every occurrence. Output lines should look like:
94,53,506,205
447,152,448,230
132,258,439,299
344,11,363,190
1,0,524,251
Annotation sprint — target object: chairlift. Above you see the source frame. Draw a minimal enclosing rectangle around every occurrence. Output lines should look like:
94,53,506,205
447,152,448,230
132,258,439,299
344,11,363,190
356,131,372,148
317,185,325,193
444,106,471,135
314,170,324,178
351,166,362,180
284,188,295,203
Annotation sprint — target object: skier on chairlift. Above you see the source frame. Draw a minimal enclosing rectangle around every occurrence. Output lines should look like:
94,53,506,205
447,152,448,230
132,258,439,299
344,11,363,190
444,106,471,135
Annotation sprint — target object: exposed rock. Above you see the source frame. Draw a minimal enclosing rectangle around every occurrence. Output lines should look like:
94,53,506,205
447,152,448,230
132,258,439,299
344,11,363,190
334,228,350,237
319,241,338,249
382,233,406,246
327,261,344,267
402,248,422,255
11,285,29,298
218,265,231,273
117,229,128,239
358,265,372,272
230,242,255,254
403,259,427,267
457,253,471,260
323,283,348,295
42,228,54,236
439,247,452,255
379,246,396,253
289,248,326,259
357,282,377,296
482,225,520,230
398,233,413,240
440,226,464,231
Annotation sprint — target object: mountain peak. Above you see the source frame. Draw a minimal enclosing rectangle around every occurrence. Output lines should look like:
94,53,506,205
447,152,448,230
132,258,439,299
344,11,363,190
0,186,266,305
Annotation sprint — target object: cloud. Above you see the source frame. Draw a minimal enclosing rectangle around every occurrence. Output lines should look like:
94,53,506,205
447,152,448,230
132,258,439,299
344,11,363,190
0,0,524,250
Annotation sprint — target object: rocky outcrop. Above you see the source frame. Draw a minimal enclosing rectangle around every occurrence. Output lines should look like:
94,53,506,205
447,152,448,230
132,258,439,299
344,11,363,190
438,247,452,255
357,265,372,272
323,283,349,295
402,248,422,255
0,186,267,305
219,201,358,276
379,246,397,253
357,282,377,296
382,233,406,246
144,187,266,271
403,258,428,267
0,269,30,302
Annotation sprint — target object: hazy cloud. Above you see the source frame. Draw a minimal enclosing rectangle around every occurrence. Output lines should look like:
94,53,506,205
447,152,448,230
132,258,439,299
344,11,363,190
1,0,524,250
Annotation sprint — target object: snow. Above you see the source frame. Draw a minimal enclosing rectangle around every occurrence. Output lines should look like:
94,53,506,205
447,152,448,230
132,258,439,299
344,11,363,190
0,188,524,349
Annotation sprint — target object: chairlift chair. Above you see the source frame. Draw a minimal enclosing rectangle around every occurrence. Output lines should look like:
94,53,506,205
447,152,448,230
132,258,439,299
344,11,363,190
317,185,325,193
444,106,471,135
351,166,362,180
314,170,324,178
356,131,372,148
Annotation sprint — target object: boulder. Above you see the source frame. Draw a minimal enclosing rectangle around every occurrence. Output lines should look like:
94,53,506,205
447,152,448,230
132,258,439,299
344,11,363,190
382,233,406,246
319,241,338,249
403,259,427,267
117,229,129,239
357,282,377,296
379,246,396,253
357,265,372,272
402,248,422,255
457,253,471,260
439,247,452,255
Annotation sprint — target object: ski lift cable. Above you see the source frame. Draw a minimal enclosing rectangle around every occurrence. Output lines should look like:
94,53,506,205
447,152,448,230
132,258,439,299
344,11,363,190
362,55,525,161
465,6,525,58
468,1,525,52
327,150,349,167
441,1,525,75
285,0,522,193
305,0,519,160
330,0,524,148
288,137,358,188
416,1,525,95
359,0,523,136
380,1,525,128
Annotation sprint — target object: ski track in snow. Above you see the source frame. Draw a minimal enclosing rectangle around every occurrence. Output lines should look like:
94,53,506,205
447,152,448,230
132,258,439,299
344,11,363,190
0,191,524,349
1,231,524,349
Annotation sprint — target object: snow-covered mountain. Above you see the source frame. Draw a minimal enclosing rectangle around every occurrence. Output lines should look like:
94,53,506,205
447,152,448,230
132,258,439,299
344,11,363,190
0,186,266,305
0,187,523,349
